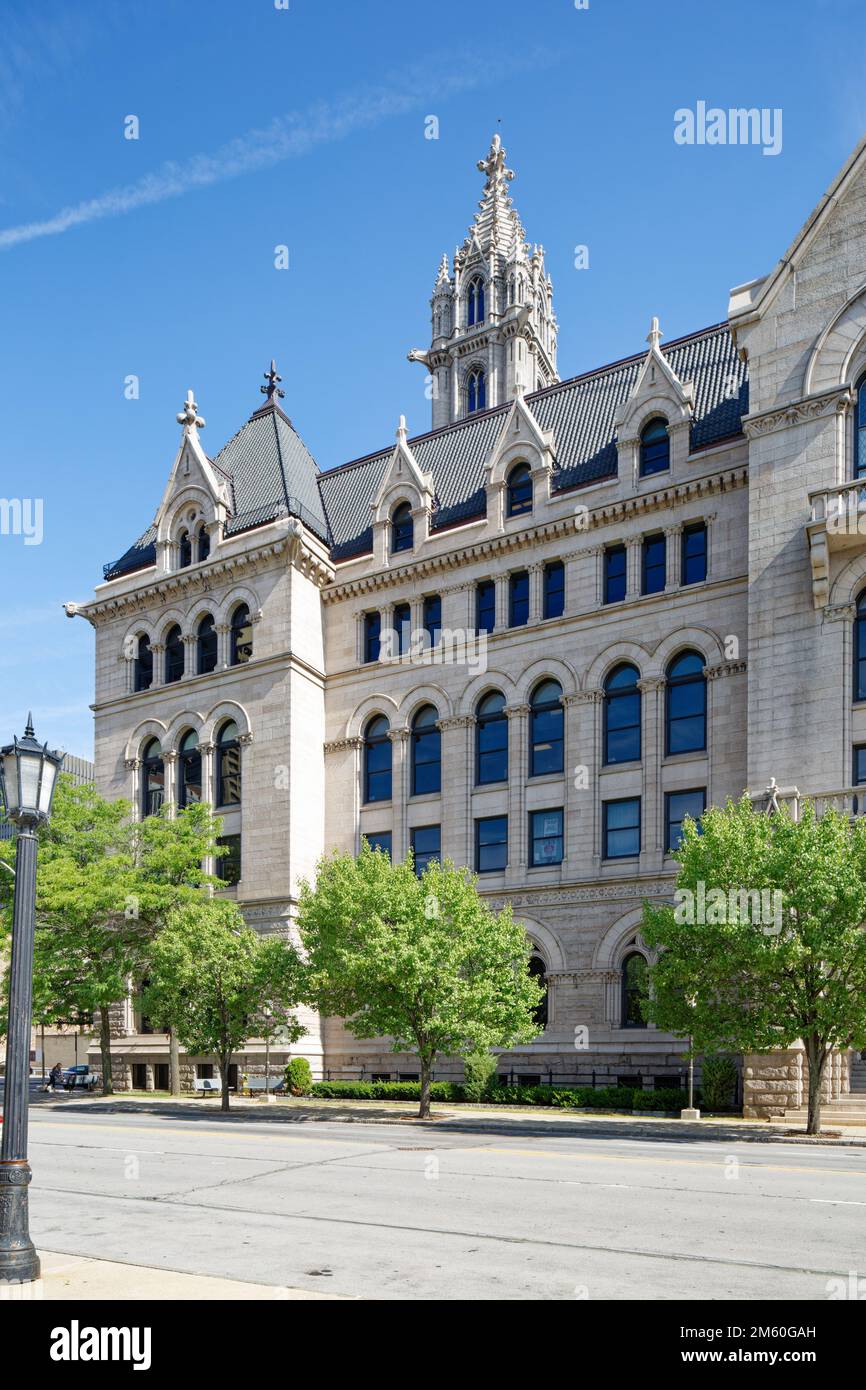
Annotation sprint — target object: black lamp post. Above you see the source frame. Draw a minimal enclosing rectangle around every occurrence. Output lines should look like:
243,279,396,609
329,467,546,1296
0,716,63,1283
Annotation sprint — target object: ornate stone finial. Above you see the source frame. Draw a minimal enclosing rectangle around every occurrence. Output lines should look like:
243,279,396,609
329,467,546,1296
176,389,205,430
24,712,34,738
647,316,663,352
396,414,408,443
435,252,450,287
477,131,514,185
261,359,285,403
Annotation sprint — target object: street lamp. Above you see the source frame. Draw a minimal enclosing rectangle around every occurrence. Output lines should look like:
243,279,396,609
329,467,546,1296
0,716,64,1283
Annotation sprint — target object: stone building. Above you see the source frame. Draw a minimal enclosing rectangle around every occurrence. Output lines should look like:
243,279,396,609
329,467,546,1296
64,133,866,1106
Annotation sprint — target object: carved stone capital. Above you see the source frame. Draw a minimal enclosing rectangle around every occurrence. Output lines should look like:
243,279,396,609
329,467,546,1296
324,737,364,754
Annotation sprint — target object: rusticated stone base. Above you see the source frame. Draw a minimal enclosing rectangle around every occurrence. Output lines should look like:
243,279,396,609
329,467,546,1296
743,1046,850,1118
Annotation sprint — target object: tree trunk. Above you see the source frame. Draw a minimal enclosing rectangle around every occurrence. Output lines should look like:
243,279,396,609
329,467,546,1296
418,1056,432,1120
99,1004,114,1095
169,1028,181,1096
804,1034,827,1136
219,1053,231,1112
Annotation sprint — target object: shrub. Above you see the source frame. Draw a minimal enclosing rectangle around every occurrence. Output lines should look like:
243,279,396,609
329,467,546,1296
285,1057,313,1097
700,1054,739,1111
462,1050,498,1102
632,1088,688,1112
309,1080,464,1103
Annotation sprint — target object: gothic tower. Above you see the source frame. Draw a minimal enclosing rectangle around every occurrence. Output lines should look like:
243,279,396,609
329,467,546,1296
409,133,559,429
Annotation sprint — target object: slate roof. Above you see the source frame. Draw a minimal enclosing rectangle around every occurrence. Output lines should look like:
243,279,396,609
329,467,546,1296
102,323,748,581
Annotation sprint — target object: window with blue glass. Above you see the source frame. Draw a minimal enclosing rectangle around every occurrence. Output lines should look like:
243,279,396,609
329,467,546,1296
855,746,866,785
681,522,707,585
530,679,563,776
506,462,533,517
665,788,706,853
857,375,866,479
603,663,641,764
639,417,670,477
642,533,666,595
529,809,564,867
391,502,413,553
475,691,508,784
178,730,202,809
364,715,392,803
855,591,866,700
543,560,565,619
411,705,441,795
393,602,411,657
509,570,529,626
134,635,153,692
604,545,627,604
197,614,218,675
467,278,485,326
423,595,441,648
475,815,508,873
411,824,440,876
141,738,164,819
363,611,381,664
467,368,486,413
164,624,184,684
665,651,707,754
603,797,641,860
476,580,496,634
363,831,392,857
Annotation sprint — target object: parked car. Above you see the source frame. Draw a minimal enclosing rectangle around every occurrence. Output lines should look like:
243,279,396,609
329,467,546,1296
62,1065,99,1092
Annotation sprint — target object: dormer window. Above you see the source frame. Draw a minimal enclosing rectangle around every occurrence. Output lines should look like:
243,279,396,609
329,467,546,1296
467,368,486,414
639,417,670,477
467,277,485,327
391,502,413,553
179,530,192,568
506,462,532,516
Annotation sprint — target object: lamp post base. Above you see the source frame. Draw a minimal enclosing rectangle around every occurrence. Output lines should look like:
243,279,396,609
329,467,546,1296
0,1163,40,1284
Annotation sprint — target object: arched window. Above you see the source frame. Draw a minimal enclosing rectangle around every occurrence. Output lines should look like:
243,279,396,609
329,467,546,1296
665,650,707,755
467,369,486,413
178,530,192,568
467,277,485,326
856,375,866,479
197,614,218,675
530,679,563,777
197,524,211,563
178,730,202,809
216,720,241,807
621,951,649,1027
391,502,413,553
506,462,533,517
141,738,164,819
230,603,253,666
604,663,641,765
411,705,440,796
856,591,866,701
364,715,392,804
476,690,508,785
164,625,184,684
134,635,153,693
529,955,548,1031
639,417,670,477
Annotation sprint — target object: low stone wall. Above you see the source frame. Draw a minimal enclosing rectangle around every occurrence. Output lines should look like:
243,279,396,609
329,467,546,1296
743,1047,850,1118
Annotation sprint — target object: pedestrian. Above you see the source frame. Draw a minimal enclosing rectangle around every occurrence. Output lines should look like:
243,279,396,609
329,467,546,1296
49,1061,64,1092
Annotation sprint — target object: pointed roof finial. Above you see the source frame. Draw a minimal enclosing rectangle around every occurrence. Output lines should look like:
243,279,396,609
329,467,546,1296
177,389,205,431
261,359,285,403
477,131,513,185
434,252,450,288
647,316,663,352
396,414,408,443
24,712,34,738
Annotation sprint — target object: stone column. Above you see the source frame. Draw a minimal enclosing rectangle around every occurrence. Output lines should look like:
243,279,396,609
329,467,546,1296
388,729,410,862
216,623,231,670
664,525,681,592
626,538,641,599
438,716,474,868
163,751,178,814
182,633,197,679
528,563,544,624
150,644,165,689
124,758,141,820
506,704,530,875
494,575,509,632
638,677,665,867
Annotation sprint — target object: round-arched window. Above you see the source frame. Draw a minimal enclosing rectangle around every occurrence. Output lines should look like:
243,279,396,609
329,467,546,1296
665,651,707,754
529,679,563,776
141,738,164,819
529,955,549,1031
639,417,670,477
178,730,202,808
164,625,184,684
411,705,440,796
197,614,218,675
178,530,192,569
604,663,641,765
475,691,507,785
134,635,153,693
621,952,649,1027
216,720,241,807
391,503,413,554
230,603,253,666
506,462,532,517
364,715,392,804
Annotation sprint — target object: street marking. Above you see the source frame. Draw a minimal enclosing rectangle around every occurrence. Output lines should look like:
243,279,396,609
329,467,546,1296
810,1198,866,1206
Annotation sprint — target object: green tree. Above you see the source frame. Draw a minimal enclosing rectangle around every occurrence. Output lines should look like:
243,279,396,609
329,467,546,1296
643,796,866,1134
298,845,543,1119
144,900,305,1112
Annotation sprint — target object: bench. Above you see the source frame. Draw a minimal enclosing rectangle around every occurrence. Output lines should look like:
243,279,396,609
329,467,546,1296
241,1077,285,1097
193,1078,222,1095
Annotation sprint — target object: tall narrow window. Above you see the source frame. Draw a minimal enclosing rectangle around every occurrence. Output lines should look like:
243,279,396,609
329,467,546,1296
530,679,563,776
529,956,549,1030
423,595,441,649
467,368,486,413
666,651,707,754
603,798,641,859
642,533,666,595
639,417,670,476
681,522,707,585
216,720,241,807
543,560,565,619
134,635,153,692
391,503,413,553
364,715,392,804
141,739,164,819
197,614,217,675
475,815,507,873
230,603,253,666
621,952,649,1026
507,463,533,517
178,730,202,809
604,663,641,764
476,580,496,634
164,625,184,684
467,278,485,326
476,691,508,785
509,570,529,627
411,705,441,795
216,835,242,886
604,545,627,604
856,591,866,701
411,825,441,876
393,602,411,657
197,524,211,563
178,530,192,569
856,375,866,479
364,612,381,664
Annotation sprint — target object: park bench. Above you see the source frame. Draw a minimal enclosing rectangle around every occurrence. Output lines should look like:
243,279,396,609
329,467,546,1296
240,1077,285,1098
193,1078,222,1096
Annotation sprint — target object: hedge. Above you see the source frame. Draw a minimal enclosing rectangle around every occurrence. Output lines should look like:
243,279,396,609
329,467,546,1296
307,1080,690,1111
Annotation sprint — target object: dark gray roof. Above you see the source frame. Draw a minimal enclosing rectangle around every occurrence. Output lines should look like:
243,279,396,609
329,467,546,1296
103,323,747,580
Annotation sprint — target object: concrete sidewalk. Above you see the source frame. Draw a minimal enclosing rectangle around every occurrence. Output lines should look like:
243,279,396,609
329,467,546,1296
1,1251,353,1301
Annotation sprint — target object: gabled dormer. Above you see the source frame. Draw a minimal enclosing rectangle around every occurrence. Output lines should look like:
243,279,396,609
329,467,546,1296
613,318,695,488
370,415,435,566
484,388,556,531
154,391,232,576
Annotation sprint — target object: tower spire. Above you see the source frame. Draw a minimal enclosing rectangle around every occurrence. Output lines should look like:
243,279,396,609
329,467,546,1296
261,359,285,403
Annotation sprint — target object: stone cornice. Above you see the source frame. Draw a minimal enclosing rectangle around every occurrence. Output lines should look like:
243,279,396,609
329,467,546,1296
323,467,748,604
704,659,747,679
742,385,851,440
485,879,675,908
323,736,363,754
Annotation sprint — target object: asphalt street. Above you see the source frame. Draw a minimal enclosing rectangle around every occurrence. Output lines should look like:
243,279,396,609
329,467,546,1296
19,1100,866,1300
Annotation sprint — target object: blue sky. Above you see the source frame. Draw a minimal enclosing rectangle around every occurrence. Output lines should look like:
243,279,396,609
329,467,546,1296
0,0,864,759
